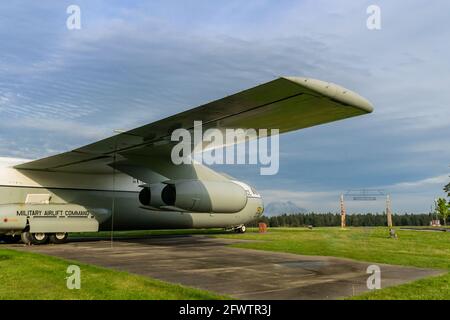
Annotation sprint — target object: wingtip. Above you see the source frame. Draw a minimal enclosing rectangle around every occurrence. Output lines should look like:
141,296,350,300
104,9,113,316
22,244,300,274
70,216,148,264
282,76,374,113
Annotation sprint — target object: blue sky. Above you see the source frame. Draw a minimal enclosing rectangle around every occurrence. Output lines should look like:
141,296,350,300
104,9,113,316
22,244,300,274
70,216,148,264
0,1,449,212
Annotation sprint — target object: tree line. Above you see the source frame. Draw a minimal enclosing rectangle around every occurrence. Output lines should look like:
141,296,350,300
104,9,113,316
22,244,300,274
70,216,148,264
249,212,441,228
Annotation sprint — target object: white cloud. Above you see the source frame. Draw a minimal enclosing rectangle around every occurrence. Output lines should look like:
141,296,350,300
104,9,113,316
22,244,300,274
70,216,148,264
390,174,449,191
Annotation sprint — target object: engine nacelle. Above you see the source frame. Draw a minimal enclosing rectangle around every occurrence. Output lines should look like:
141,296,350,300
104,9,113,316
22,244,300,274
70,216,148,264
138,183,167,208
161,180,248,213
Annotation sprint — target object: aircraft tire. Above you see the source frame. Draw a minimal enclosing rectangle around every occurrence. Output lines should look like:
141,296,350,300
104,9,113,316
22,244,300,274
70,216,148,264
49,233,68,244
29,233,49,245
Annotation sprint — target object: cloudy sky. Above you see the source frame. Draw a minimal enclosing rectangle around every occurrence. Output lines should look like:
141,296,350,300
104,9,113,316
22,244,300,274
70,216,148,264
0,1,449,213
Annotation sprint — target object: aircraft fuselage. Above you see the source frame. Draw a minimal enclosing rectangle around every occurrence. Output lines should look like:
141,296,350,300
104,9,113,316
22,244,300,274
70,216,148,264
0,158,263,237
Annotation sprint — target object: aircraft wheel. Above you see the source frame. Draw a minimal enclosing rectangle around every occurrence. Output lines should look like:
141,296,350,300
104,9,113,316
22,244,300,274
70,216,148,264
30,233,49,245
235,225,246,233
21,232,32,245
49,233,68,244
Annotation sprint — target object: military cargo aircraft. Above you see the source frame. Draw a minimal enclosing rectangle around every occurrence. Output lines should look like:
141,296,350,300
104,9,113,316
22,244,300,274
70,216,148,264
0,77,373,245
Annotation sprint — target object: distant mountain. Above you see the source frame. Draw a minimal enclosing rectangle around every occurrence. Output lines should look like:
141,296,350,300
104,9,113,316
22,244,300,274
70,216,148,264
263,201,307,217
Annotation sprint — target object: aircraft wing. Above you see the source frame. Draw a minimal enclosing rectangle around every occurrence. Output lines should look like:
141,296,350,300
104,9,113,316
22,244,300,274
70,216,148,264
14,77,373,175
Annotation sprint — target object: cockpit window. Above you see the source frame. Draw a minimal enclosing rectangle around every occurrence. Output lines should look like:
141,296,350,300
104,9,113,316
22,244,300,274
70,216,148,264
250,186,260,197
231,180,261,198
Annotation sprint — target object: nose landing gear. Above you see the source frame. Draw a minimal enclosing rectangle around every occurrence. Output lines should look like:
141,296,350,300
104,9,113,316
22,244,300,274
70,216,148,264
234,225,246,233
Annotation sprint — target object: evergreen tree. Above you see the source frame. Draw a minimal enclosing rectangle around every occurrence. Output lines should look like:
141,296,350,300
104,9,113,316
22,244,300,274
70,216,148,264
249,212,433,227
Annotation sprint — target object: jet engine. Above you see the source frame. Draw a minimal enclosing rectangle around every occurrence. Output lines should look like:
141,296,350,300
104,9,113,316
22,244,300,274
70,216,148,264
160,180,248,213
139,180,247,213
138,183,167,208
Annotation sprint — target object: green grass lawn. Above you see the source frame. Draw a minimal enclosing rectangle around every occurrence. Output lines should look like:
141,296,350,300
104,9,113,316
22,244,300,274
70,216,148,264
0,248,227,300
211,227,450,300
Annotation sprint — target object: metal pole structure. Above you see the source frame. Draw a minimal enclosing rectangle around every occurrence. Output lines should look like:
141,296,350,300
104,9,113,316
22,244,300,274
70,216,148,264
340,194,346,229
386,195,393,228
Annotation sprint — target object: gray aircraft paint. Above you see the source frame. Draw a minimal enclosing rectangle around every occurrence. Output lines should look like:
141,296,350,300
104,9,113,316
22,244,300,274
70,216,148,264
0,164,263,233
